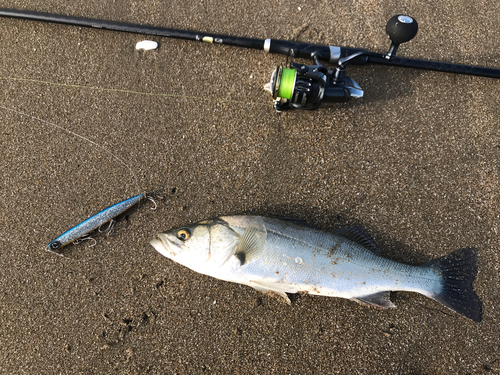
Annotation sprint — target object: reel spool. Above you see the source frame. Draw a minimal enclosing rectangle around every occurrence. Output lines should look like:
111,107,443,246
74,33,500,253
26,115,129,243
267,65,324,110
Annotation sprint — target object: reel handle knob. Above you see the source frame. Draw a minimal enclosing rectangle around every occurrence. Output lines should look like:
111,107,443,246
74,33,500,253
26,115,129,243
386,15,418,45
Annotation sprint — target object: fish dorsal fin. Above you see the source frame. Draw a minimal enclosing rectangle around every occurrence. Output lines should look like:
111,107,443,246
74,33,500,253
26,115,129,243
352,292,396,309
335,226,380,254
220,216,267,267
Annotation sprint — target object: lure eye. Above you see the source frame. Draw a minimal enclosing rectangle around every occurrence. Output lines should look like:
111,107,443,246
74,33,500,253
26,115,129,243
49,241,61,250
177,229,191,241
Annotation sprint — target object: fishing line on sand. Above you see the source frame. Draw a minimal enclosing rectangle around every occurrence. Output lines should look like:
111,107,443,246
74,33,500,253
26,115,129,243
0,76,268,106
0,73,268,204
0,103,142,194
0,72,266,192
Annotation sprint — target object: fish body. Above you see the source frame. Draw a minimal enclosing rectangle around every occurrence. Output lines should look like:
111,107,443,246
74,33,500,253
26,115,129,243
47,193,143,252
151,215,482,321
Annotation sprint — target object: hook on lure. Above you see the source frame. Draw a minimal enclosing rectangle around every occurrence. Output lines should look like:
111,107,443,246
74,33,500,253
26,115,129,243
72,235,98,247
98,219,116,234
47,193,144,255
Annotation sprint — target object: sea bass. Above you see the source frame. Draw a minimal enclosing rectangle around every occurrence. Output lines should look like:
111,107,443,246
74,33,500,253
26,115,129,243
150,216,482,322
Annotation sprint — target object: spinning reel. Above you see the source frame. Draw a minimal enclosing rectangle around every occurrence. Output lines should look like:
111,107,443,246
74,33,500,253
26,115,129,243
266,15,419,111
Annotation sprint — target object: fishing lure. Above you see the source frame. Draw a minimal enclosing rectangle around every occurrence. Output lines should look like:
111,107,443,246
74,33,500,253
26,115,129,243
47,193,143,253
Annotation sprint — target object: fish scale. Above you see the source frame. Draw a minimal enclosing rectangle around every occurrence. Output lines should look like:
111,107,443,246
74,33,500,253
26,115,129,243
250,227,440,299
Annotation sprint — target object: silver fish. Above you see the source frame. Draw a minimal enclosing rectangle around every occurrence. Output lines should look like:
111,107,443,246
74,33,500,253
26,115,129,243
151,215,482,322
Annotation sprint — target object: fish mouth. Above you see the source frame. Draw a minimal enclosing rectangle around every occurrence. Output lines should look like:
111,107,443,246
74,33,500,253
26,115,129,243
150,233,176,258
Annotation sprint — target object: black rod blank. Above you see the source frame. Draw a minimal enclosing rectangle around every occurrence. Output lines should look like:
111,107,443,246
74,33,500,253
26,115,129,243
1,8,500,79
0,8,266,49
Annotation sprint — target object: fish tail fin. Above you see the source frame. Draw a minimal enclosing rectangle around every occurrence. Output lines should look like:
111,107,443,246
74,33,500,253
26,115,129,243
427,247,482,322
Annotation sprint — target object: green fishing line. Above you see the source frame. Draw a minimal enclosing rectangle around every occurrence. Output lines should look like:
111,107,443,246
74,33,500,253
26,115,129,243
277,68,296,99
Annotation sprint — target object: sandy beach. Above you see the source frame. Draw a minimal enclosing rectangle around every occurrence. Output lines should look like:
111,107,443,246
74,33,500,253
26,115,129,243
1,1,499,373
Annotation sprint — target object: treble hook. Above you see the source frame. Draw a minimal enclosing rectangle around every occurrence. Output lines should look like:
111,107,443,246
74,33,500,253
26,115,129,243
98,219,116,234
147,195,158,210
73,236,97,247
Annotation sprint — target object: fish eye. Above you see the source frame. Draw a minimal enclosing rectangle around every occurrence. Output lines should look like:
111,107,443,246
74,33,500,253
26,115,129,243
177,229,191,241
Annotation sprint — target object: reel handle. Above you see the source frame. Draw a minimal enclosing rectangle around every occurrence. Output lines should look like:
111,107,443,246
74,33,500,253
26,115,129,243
385,15,418,59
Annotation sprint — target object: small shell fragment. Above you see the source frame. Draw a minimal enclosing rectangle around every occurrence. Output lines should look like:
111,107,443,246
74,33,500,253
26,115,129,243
135,40,158,50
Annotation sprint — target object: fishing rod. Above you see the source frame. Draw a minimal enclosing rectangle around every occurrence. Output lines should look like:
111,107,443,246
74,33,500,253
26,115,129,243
1,9,499,111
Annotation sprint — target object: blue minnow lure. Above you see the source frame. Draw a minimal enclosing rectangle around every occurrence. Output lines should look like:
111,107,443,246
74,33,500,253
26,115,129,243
47,194,144,252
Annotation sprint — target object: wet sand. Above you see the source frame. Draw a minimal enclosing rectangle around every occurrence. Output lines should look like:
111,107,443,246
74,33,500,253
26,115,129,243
0,1,499,373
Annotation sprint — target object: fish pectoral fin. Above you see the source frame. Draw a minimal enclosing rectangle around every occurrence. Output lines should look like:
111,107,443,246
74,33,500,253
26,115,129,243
248,284,292,305
217,239,240,268
335,226,381,254
220,216,267,267
351,292,396,309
